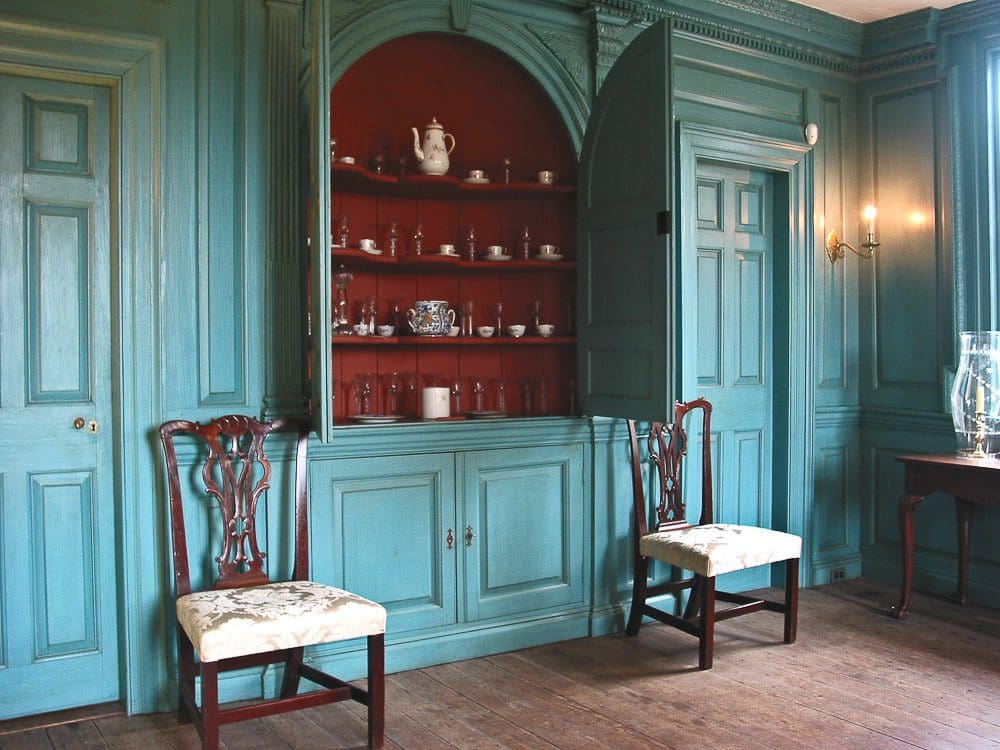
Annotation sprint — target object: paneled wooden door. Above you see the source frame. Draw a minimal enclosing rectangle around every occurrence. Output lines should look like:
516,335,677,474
690,161,775,589
0,73,118,718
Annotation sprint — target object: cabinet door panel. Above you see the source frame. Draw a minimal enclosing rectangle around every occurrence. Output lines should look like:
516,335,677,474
462,445,584,621
578,20,674,421
309,453,457,634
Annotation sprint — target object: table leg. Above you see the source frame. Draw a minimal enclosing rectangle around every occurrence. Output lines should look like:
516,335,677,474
889,492,925,619
949,499,972,606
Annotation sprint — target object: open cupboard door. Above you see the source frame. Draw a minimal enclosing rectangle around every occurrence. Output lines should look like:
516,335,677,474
577,19,675,422
309,0,332,441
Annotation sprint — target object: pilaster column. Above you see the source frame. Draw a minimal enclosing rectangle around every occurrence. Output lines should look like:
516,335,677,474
263,0,307,416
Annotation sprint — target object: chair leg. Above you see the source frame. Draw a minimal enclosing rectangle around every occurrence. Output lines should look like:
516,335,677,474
280,647,304,698
683,574,701,620
176,628,195,725
367,634,385,749
698,575,716,670
200,661,220,750
625,556,649,636
784,557,799,644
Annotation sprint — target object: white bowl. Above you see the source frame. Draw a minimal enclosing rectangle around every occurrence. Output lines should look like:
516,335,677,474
476,326,495,338
352,324,368,336
376,325,395,337
447,326,460,337
507,324,526,338
536,324,555,337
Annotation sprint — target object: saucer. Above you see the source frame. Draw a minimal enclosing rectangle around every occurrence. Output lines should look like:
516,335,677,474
360,247,382,255
466,410,509,419
437,251,459,258
484,254,512,261
533,252,563,261
350,414,404,425
463,177,490,184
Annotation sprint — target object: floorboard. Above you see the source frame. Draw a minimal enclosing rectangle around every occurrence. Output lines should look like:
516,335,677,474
1,579,997,750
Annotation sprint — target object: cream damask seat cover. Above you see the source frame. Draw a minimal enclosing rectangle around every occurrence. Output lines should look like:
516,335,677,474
639,523,802,579
176,580,387,663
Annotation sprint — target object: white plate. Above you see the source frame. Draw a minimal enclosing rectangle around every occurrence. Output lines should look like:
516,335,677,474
350,414,404,424
484,254,512,261
533,253,563,261
437,251,459,258
361,247,382,255
466,410,509,419
463,177,490,184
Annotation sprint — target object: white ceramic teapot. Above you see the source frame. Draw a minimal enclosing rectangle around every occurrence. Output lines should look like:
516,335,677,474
412,117,455,176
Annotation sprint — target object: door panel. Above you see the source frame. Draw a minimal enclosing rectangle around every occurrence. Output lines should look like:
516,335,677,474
0,74,117,718
309,454,458,635
578,20,674,421
462,445,584,622
690,162,774,588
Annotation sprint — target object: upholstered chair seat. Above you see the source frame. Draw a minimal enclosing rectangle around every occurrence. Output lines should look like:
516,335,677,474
176,581,387,663
639,523,802,579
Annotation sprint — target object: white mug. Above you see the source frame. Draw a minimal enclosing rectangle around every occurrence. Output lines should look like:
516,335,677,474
538,170,559,185
422,387,450,419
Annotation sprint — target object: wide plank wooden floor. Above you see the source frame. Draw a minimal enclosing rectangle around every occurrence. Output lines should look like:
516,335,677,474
2,578,998,749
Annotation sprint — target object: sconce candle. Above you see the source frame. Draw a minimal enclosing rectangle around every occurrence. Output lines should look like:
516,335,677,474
950,331,1000,458
863,204,877,237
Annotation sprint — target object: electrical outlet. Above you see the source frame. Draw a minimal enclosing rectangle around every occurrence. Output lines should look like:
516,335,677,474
830,567,847,583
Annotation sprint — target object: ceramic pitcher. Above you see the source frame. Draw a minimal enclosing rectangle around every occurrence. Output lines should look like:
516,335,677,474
412,117,455,176
406,300,456,336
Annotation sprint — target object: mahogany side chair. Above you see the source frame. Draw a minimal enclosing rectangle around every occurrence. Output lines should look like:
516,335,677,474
159,415,386,749
626,398,801,669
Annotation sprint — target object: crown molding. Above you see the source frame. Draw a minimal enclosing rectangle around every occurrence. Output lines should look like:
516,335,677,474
940,0,1000,36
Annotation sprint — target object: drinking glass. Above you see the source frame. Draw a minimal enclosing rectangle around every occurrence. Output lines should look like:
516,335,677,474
520,379,534,416
492,378,507,413
450,378,464,415
337,214,349,247
465,225,477,261
461,300,475,337
492,302,504,335
354,373,375,415
332,266,353,335
412,222,424,256
383,372,401,415
530,300,542,333
520,225,531,260
470,376,486,412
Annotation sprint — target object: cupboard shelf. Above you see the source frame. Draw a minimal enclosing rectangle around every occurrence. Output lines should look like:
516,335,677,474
332,247,575,271
332,162,575,199
333,335,575,346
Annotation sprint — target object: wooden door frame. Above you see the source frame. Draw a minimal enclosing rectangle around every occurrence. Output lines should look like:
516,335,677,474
0,17,164,715
678,122,814,586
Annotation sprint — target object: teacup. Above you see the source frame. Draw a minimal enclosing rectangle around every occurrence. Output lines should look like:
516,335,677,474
507,324,526,338
447,325,460,337
536,323,555,337
376,324,395,337
485,245,505,256
468,169,487,180
358,238,376,252
476,325,495,338
352,323,368,336
439,243,457,255
538,244,559,256
338,156,355,164
538,170,559,185
406,300,456,336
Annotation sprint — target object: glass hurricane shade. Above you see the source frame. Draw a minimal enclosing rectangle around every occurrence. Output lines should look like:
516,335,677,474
950,331,1000,457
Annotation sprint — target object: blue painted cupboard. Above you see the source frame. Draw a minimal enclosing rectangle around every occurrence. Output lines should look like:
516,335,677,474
0,0,997,722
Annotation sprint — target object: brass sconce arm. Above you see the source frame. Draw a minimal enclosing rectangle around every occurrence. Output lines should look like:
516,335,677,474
826,229,880,264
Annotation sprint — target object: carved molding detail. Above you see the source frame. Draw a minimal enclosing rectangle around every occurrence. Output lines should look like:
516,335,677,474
705,0,858,45
329,0,368,28
856,45,937,79
940,0,1000,36
527,23,589,96
451,0,472,32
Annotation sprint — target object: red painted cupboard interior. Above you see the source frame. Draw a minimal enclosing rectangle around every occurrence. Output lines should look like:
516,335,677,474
328,33,579,422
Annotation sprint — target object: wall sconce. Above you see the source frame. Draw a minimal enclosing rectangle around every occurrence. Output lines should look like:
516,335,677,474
826,205,880,263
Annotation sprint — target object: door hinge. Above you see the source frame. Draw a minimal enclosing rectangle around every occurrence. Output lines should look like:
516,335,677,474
656,210,671,236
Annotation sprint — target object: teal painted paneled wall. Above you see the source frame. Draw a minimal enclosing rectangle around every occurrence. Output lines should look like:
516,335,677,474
1,0,998,718
857,7,1000,605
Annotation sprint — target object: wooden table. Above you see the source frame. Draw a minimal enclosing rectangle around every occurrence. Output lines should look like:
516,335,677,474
890,453,1000,618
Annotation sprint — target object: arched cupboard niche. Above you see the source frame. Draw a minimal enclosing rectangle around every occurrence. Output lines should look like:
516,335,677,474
324,33,579,426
